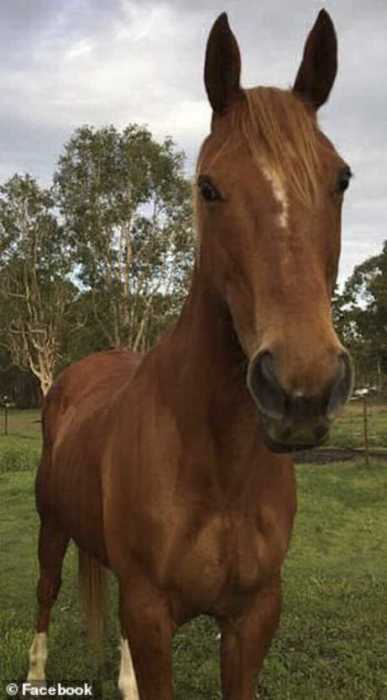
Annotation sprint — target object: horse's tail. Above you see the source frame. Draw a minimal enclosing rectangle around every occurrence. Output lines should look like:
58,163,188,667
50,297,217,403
78,549,106,650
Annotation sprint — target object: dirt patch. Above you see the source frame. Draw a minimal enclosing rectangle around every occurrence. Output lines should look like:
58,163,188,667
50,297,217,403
294,447,387,465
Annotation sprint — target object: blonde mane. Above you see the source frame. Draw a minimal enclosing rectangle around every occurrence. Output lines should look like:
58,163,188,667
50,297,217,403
240,87,322,205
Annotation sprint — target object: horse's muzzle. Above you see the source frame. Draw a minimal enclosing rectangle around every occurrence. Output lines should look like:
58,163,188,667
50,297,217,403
247,350,353,452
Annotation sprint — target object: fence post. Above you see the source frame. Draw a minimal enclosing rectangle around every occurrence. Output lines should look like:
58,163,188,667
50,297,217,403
362,396,369,466
2,396,9,436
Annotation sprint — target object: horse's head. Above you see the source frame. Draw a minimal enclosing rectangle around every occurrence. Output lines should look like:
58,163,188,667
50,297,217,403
196,11,353,452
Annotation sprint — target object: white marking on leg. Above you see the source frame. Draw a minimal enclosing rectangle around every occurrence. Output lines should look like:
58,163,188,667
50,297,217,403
118,637,139,699
27,632,48,681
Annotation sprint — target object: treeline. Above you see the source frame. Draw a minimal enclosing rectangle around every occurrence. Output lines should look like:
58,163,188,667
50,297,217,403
0,124,194,404
0,123,386,407
333,241,387,394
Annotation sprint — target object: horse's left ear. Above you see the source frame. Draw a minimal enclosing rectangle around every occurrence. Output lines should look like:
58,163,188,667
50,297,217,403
204,13,242,114
293,9,337,110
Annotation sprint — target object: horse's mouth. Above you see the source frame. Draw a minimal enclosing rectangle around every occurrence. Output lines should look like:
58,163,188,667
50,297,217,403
259,417,330,454
262,433,328,454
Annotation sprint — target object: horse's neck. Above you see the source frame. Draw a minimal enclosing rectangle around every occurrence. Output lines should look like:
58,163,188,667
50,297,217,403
127,265,269,498
157,265,258,455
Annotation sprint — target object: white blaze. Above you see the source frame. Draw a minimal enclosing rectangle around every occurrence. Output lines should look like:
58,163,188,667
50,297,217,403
261,165,289,229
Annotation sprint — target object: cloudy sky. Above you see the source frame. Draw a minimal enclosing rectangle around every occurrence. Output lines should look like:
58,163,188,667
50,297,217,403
0,0,385,284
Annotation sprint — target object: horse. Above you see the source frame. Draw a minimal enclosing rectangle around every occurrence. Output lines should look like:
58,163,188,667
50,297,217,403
27,10,354,699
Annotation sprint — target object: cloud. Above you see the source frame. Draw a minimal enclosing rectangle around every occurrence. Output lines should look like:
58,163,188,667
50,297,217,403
0,0,385,284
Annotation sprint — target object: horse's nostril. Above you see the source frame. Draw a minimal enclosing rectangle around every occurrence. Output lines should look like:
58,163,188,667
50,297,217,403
260,353,277,384
247,352,286,420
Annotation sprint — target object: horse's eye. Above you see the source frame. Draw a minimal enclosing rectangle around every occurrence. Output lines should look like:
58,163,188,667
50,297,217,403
336,166,352,194
197,175,222,202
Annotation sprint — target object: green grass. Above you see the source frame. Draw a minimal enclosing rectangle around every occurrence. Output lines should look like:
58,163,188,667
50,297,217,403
1,463,386,698
0,409,41,472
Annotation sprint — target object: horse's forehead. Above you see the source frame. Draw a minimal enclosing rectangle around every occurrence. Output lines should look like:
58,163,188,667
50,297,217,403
199,134,317,233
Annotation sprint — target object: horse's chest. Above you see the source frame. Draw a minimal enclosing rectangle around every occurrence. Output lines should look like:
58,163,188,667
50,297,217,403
168,511,283,615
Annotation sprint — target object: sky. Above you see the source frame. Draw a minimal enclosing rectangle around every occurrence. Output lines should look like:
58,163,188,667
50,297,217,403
0,0,386,285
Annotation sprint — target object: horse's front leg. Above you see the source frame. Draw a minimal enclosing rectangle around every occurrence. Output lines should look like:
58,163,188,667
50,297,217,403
218,575,282,700
118,577,174,700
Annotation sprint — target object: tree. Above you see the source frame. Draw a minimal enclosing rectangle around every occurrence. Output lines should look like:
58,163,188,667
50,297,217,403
333,241,387,390
54,125,194,351
0,174,76,395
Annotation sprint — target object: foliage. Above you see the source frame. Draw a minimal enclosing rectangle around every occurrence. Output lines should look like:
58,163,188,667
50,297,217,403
333,240,387,390
54,125,194,350
0,175,77,394
0,126,195,394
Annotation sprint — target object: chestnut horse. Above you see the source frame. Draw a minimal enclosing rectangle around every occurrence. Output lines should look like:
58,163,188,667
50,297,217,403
28,10,353,699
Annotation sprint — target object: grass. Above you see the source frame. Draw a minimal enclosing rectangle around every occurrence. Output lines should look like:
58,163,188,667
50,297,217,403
0,410,41,473
1,463,387,698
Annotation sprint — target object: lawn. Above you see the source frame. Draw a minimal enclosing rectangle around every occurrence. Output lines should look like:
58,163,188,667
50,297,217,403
1,461,386,699
0,409,41,473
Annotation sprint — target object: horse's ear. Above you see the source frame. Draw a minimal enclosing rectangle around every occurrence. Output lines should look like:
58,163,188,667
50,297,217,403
204,13,242,114
293,9,337,110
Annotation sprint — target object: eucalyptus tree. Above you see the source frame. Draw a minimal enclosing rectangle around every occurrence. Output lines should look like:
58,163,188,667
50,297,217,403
0,174,76,394
54,125,194,350
333,241,387,389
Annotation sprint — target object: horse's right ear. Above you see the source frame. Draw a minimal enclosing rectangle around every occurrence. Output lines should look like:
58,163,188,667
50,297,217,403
204,13,242,114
